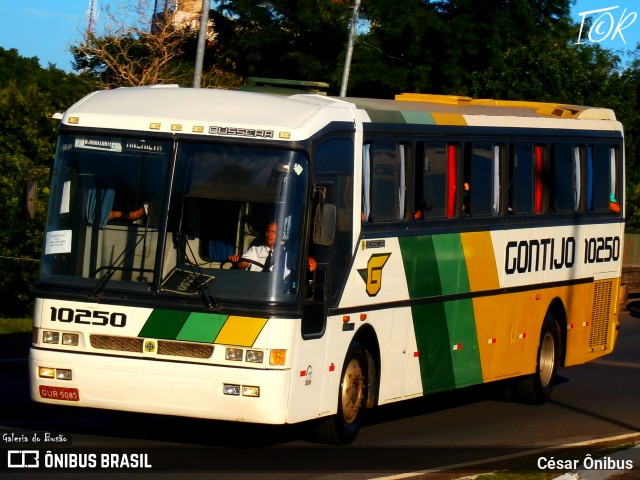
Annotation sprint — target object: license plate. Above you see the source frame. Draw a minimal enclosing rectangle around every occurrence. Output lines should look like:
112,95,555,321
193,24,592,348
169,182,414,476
39,385,80,402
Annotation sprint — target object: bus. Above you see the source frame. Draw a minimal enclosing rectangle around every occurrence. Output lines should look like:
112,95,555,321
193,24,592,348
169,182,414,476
30,85,624,444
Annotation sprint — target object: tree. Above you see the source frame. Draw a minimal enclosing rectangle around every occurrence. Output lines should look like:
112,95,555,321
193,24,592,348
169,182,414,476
73,0,239,89
345,0,448,97
212,0,352,92
344,0,574,97
0,48,93,317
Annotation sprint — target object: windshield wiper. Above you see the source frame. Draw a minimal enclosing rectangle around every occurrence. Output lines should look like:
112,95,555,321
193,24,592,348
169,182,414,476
90,204,155,300
168,193,219,310
89,239,144,300
181,235,219,310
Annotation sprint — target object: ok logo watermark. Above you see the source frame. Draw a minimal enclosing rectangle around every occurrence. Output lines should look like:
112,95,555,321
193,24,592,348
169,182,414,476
576,5,638,45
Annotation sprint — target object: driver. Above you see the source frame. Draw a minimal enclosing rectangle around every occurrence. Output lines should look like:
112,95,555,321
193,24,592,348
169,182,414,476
229,221,277,272
228,221,316,272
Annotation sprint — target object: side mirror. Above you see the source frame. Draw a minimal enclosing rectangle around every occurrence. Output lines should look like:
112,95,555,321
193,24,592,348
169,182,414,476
25,180,37,220
24,165,50,220
313,203,336,245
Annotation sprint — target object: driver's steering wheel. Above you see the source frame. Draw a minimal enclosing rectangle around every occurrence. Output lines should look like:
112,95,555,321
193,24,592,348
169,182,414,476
220,258,266,270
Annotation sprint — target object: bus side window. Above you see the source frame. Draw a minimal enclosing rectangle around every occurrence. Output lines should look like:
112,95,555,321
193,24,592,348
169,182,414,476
415,143,448,220
313,137,354,305
550,144,580,213
587,145,621,213
363,142,407,222
463,143,501,217
508,144,543,214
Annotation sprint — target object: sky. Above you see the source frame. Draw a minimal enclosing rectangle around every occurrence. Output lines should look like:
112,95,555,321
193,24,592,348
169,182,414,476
0,0,91,71
0,0,638,73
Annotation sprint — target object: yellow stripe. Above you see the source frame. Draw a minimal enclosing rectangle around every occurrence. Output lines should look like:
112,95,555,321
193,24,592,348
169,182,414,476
431,112,467,126
214,316,267,347
461,232,501,380
395,93,473,104
461,231,499,291
471,296,502,380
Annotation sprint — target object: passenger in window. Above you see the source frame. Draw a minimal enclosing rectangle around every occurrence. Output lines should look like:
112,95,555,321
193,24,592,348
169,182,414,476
414,201,424,220
228,221,316,272
462,182,471,216
414,198,432,220
610,193,621,213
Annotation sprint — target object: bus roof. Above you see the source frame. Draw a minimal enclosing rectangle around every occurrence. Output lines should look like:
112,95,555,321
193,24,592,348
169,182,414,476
60,85,622,138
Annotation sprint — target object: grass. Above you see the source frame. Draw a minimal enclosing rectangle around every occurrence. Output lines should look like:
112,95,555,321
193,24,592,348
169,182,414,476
0,317,32,335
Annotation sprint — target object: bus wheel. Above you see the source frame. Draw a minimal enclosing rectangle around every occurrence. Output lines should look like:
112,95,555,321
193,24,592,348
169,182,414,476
314,342,368,445
512,313,560,404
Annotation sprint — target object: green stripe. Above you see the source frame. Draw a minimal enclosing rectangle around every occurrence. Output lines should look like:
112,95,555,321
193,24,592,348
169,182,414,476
400,111,436,125
400,234,483,391
432,235,482,384
445,299,483,385
177,313,227,343
138,309,190,339
412,303,455,392
432,233,470,295
399,235,441,298
364,109,407,123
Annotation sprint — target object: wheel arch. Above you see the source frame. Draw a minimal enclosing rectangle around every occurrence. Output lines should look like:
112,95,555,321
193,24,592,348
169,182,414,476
547,296,567,367
352,324,380,408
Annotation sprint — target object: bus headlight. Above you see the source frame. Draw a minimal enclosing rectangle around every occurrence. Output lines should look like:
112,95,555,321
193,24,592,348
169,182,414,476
62,333,80,346
225,348,243,361
56,369,73,380
43,331,80,347
38,367,56,378
43,331,60,344
223,384,240,396
245,350,264,363
38,367,73,380
242,386,260,397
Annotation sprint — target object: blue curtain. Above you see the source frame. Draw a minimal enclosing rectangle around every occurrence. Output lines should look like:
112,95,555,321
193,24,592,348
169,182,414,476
87,188,115,229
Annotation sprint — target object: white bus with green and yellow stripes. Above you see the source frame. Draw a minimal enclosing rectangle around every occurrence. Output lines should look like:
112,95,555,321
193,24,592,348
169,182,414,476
30,85,624,444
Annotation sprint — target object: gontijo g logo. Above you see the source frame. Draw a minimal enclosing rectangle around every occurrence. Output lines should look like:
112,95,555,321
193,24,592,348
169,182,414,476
358,253,392,297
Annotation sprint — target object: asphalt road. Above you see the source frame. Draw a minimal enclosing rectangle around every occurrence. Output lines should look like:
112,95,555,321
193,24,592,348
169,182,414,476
1,304,640,479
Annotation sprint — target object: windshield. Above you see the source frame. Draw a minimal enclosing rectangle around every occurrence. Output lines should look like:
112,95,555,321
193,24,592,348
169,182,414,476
40,134,171,293
40,133,309,305
162,141,308,304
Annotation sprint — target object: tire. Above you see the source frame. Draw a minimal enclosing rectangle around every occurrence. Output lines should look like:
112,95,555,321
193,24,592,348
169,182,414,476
314,342,368,445
512,313,560,404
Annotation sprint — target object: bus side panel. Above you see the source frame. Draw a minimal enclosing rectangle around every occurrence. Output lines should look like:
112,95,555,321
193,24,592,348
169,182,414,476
411,303,455,393
375,307,411,401
404,313,423,397
399,234,484,394
338,237,417,405
285,335,333,423
462,232,506,380
338,221,621,408
314,315,352,417
563,278,620,366
401,234,453,394
497,290,546,377
553,282,592,365
488,224,622,369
